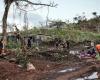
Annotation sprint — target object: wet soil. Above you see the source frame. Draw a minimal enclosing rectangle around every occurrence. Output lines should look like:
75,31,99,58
0,45,99,80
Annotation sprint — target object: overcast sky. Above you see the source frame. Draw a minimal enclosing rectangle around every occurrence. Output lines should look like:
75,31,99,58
0,0,100,31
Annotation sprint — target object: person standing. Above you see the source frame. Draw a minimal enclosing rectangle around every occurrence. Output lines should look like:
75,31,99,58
0,39,3,54
96,44,100,60
27,38,31,48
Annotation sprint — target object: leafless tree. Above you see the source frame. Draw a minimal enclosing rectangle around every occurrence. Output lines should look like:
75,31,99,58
2,0,57,51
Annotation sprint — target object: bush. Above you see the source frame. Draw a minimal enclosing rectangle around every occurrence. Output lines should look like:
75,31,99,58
6,40,21,49
15,49,29,68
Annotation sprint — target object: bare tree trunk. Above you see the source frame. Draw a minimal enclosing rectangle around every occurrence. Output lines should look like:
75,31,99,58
2,2,11,52
15,26,27,52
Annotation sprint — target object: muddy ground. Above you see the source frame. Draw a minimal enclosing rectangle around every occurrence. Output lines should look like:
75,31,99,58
0,41,100,80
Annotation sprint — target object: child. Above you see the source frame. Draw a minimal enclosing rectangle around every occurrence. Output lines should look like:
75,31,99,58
87,47,96,58
80,50,86,58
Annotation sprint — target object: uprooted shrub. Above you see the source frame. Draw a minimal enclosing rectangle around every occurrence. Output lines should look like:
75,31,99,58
15,49,29,68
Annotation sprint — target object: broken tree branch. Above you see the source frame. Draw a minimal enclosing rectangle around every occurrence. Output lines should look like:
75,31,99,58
15,0,57,7
14,25,26,52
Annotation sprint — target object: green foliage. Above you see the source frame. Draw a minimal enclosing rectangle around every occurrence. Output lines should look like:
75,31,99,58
22,27,100,42
52,28,98,41
15,49,29,68
6,25,100,50
6,40,21,49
